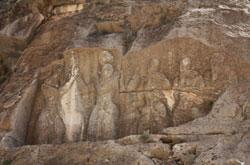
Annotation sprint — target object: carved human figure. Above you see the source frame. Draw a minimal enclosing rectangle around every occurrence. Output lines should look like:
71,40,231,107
119,92,145,137
179,57,205,88
100,64,114,86
138,105,151,134
59,55,88,142
151,97,170,133
145,58,171,90
99,50,114,66
34,84,65,144
138,92,170,134
88,94,119,140
127,74,140,91
87,51,119,141
172,91,206,125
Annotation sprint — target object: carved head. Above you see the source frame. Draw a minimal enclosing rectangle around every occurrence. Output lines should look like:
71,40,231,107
180,57,191,71
149,58,160,72
70,56,80,76
99,51,114,65
100,64,114,84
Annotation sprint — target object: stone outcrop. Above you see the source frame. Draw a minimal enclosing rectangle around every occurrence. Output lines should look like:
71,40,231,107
0,35,27,72
0,13,44,85
0,13,44,43
0,72,39,148
0,0,250,164
0,135,171,165
23,38,220,144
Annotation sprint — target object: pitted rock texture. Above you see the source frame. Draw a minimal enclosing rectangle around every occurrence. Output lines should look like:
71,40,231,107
0,0,250,164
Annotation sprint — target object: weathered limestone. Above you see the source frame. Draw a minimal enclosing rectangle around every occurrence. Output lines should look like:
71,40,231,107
178,57,205,88
52,4,85,15
87,51,120,141
0,35,27,72
170,90,207,125
59,56,86,142
0,138,157,165
0,14,44,43
97,21,124,34
145,58,171,90
0,0,250,164
25,38,230,143
27,48,121,143
0,73,39,148
172,142,197,164
0,13,44,80
162,87,244,136
29,0,87,15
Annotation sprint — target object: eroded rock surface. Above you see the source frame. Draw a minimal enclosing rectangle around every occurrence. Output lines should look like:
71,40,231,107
0,0,250,164
0,13,44,43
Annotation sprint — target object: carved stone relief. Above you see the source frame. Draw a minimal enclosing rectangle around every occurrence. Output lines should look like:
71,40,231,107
25,39,224,144
34,84,65,144
88,51,119,141
145,59,171,90
119,91,172,137
137,91,171,134
0,77,38,148
127,74,140,91
118,92,145,137
58,49,120,142
59,56,87,142
178,57,205,88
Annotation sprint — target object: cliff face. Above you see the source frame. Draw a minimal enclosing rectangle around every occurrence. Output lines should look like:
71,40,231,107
0,0,250,164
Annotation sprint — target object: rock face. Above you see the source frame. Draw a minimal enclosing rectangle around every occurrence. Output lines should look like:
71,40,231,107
0,13,44,43
0,13,44,85
0,0,250,164
0,73,39,148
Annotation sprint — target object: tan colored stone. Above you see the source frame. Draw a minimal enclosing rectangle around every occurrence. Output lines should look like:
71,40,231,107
0,1,250,164
206,159,244,165
52,4,86,15
0,73,39,148
0,14,44,43
172,142,197,164
97,21,124,34
0,35,27,71
138,143,171,159
162,122,239,136
0,140,155,165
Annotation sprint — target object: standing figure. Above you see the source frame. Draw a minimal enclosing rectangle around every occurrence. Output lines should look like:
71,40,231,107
179,57,205,88
60,56,87,142
87,51,119,141
145,58,171,90
138,92,170,134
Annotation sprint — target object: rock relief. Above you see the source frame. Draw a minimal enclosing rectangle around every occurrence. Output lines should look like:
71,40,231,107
145,58,171,90
88,51,119,141
178,57,205,88
59,55,87,142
